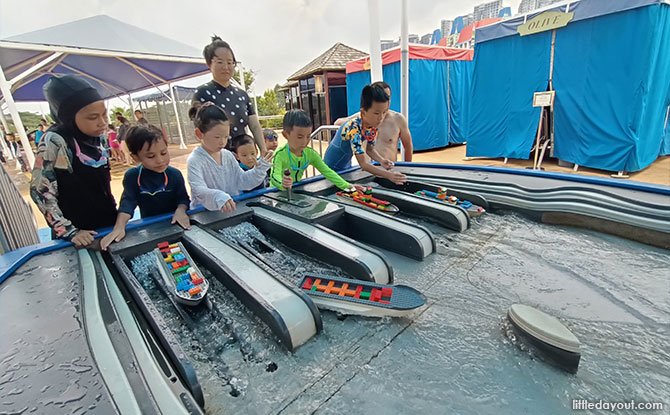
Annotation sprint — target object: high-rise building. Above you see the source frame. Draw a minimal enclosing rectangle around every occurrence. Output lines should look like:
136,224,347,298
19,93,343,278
474,0,502,21
463,13,474,27
518,0,562,14
409,34,420,43
420,33,433,45
537,0,563,9
441,19,453,38
380,39,399,51
518,0,534,13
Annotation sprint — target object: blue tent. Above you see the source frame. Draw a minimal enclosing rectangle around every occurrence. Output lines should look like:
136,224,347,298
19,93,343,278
467,0,670,172
345,45,474,151
663,113,670,156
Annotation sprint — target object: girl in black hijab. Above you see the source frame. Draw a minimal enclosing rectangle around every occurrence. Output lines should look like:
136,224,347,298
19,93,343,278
30,75,117,247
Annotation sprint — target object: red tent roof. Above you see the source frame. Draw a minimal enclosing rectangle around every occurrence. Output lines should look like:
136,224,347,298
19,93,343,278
458,17,502,44
346,44,473,74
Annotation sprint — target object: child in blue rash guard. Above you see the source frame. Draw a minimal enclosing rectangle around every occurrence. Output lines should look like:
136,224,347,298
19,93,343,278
101,125,190,250
231,134,269,191
323,84,406,185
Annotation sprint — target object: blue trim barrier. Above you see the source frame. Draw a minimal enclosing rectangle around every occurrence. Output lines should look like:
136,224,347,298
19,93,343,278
0,166,361,284
2,163,665,283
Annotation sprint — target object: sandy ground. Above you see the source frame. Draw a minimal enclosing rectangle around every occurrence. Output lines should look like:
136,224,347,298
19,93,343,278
5,136,669,230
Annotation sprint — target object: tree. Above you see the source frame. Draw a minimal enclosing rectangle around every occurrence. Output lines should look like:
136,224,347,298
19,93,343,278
3,111,51,132
256,88,284,116
232,69,255,94
109,107,132,123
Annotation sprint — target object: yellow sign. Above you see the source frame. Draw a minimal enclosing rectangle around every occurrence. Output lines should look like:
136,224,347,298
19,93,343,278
363,59,371,71
518,11,574,36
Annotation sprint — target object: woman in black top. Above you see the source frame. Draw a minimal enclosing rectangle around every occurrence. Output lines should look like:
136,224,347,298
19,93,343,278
192,36,267,155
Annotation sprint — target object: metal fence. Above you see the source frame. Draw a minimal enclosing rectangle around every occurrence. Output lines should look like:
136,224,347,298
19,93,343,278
135,86,198,145
0,162,38,253
303,125,339,179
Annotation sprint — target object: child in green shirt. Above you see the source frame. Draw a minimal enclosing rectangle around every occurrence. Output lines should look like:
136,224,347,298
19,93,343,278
271,110,362,192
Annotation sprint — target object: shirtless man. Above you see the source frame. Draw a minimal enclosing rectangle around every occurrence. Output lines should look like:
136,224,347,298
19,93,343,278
334,81,413,162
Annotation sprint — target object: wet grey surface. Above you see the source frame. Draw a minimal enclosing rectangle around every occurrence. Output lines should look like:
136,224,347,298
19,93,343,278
0,248,116,414
131,212,670,414
257,193,343,223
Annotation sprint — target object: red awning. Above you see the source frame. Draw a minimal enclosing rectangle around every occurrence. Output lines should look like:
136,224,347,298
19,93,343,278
346,45,473,74
458,17,503,44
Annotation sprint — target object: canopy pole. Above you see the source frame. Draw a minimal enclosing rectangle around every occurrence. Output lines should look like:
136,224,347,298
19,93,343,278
367,0,383,83
169,83,186,149
0,65,34,168
128,94,135,119
399,0,409,161
400,0,409,120
0,110,14,160
8,52,63,86
446,61,451,145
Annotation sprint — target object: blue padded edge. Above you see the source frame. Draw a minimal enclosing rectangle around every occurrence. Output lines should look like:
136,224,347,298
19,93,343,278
0,166,360,284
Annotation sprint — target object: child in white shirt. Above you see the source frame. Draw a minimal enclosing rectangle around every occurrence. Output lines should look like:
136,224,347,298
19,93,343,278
187,103,273,212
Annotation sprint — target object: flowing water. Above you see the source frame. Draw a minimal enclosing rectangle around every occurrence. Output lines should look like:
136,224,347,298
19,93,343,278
130,212,670,414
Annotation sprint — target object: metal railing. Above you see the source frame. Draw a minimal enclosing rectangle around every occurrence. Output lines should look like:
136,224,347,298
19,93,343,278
303,125,339,179
0,162,39,253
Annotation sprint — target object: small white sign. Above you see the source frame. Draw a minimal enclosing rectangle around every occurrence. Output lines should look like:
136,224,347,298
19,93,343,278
533,91,555,107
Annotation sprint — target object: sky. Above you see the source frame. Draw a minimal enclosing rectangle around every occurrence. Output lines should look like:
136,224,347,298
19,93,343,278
0,0,520,113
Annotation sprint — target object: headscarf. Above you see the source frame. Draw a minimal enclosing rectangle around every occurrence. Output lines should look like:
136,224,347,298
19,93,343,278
43,75,105,160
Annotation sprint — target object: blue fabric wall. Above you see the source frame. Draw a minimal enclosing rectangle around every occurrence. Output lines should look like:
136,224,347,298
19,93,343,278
466,31,552,159
448,60,474,144
346,59,473,151
406,60,450,150
346,70,371,116
662,117,670,156
554,4,670,171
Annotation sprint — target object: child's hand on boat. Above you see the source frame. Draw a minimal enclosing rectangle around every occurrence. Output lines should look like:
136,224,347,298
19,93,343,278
386,171,407,185
347,184,366,193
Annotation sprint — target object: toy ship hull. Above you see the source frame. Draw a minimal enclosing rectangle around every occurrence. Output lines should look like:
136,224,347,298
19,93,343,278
507,304,581,373
154,242,209,306
336,191,400,215
300,275,425,318
414,190,486,217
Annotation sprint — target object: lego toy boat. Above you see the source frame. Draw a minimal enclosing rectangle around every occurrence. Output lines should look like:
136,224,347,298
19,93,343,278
415,187,485,217
153,241,209,306
336,187,399,214
300,275,425,317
